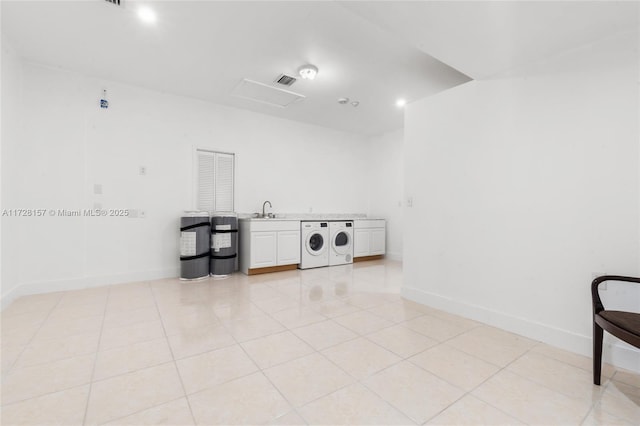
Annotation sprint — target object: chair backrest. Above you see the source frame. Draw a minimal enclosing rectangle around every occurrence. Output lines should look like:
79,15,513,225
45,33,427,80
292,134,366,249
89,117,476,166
592,275,640,315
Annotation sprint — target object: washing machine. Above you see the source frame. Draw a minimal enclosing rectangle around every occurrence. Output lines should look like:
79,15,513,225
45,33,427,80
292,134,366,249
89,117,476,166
329,221,354,266
299,221,329,269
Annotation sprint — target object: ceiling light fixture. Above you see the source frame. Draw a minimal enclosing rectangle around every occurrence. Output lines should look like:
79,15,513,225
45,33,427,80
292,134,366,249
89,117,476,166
298,64,318,80
137,6,157,24
396,99,407,108
338,97,349,104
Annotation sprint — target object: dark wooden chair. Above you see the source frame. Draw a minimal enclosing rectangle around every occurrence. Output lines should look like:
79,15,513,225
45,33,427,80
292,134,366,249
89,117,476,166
592,275,640,385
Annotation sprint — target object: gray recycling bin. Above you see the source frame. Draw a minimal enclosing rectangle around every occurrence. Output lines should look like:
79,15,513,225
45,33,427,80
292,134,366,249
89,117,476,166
179,212,210,280
210,214,238,276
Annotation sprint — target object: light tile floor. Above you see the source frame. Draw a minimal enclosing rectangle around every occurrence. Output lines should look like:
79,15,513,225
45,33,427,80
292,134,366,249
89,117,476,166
1,260,638,425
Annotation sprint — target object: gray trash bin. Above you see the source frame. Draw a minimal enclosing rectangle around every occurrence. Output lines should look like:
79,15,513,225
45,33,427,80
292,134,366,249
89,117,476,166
179,212,210,280
210,214,238,276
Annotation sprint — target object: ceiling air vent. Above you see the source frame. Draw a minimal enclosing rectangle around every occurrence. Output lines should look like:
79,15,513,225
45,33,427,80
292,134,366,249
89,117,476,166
105,0,121,6
274,74,297,87
231,79,305,108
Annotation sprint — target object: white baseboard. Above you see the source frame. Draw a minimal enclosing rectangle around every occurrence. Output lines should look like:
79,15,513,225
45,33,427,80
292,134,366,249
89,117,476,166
1,267,180,311
402,285,640,373
385,251,403,261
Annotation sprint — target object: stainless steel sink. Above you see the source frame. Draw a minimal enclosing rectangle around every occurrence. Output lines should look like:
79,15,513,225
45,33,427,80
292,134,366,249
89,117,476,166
253,212,276,219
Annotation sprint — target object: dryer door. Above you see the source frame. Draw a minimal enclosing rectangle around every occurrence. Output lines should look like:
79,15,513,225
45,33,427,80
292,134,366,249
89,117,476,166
306,232,326,256
332,230,352,255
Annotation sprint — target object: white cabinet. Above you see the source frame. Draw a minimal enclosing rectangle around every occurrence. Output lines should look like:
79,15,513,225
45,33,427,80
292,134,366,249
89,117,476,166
250,231,277,268
239,220,300,274
277,230,301,265
354,229,371,257
370,228,386,255
353,219,386,258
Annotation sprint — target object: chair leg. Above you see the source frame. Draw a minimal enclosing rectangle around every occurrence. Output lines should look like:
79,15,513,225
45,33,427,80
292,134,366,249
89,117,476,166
593,322,603,385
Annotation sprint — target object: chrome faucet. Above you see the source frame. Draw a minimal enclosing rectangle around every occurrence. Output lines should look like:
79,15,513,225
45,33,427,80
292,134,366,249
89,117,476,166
262,201,272,218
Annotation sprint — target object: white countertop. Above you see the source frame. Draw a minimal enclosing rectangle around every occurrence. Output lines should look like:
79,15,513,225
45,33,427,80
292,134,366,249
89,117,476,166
238,213,385,222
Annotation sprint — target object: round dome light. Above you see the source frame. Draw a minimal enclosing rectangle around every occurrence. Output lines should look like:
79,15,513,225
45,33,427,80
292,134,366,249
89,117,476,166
298,64,318,80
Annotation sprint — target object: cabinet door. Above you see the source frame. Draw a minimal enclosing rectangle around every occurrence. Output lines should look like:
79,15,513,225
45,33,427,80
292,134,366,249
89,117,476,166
277,230,301,265
354,229,371,257
250,232,277,268
370,228,386,255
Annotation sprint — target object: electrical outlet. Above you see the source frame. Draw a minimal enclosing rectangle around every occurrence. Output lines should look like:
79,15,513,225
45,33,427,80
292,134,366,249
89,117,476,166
139,166,146,175
407,196,413,208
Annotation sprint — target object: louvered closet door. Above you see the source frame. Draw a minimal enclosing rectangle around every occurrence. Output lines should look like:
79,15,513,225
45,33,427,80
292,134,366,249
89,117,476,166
197,150,215,212
214,153,234,212
196,150,234,213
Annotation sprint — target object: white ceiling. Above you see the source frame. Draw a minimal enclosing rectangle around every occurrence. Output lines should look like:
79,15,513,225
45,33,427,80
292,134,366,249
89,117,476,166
1,0,470,136
341,1,639,80
2,1,637,136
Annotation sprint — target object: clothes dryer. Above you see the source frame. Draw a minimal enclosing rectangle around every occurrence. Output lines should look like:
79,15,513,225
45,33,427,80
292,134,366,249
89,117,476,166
329,221,354,266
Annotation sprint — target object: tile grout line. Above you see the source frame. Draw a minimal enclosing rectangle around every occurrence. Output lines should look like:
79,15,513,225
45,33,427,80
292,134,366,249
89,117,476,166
0,306,117,404
318,348,421,425
579,401,598,426
0,268,388,422
369,324,540,425
1,294,97,408
350,344,432,424
457,343,576,426
220,284,388,424
96,396,189,426
586,376,636,424
2,293,66,378
235,335,308,424
505,344,612,412
293,291,422,418
531,344,619,378
4,265,633,425
81,284,113,426
149,281,198,426
427,346,531,425
195,291,308,424
211,280,309,421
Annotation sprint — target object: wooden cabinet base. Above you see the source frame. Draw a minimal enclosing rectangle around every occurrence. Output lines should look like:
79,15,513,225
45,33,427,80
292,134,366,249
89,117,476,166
353,255,384,263
247,264,298,275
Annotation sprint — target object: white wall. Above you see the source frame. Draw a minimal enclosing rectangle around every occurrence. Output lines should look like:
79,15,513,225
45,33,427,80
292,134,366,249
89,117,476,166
403,30,640,371
366,128,404,260
1,38,23,302
1,60,370,307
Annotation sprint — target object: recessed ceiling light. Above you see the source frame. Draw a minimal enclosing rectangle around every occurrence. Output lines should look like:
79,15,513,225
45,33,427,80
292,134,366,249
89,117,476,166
298,64,318,80
396,99,407,108
137,6,157,24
